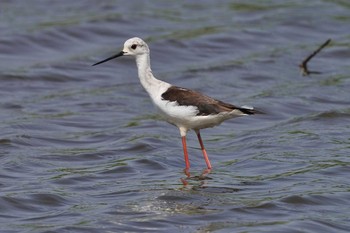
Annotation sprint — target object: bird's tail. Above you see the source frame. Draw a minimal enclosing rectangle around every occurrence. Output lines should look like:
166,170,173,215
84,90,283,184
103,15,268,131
238,105,263,115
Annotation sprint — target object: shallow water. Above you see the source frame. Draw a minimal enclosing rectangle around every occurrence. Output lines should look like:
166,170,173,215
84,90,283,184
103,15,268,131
1,0,350,232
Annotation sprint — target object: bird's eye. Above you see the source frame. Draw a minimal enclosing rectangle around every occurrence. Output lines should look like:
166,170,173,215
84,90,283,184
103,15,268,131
131,44,137,50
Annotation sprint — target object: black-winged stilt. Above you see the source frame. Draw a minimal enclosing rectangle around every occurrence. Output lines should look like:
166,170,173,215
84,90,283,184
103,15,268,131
93,37,258,176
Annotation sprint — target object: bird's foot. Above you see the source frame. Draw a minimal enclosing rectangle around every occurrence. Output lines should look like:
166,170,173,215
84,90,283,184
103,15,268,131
180,177,189,186
199,168,211,180
180,168,191,186
180,168,212,185
183,168,191,178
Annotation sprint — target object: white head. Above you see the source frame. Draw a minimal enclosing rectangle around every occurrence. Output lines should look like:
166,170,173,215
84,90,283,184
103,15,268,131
122,37,149,56
92,37,149,66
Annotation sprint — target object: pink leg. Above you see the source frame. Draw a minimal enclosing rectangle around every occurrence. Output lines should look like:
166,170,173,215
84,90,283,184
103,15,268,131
181,136,191,177
196,130,212,170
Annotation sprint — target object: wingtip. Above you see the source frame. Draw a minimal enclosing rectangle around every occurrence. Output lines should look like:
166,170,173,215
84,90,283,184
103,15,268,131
239,106,263,115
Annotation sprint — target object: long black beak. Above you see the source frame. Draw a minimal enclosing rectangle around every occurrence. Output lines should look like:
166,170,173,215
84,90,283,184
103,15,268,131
92,51,125,66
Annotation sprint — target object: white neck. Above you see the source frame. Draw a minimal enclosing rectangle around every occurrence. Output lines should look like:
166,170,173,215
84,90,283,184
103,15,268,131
135,53,169,98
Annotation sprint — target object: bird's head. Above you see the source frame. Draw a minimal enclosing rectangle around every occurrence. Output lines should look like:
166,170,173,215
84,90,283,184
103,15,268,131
92,37,149,66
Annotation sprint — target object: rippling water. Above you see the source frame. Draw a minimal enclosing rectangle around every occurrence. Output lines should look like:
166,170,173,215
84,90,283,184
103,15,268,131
1,1,350,232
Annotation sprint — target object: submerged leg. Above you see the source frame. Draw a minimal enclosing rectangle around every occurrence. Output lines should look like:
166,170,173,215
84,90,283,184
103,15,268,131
196,130,212,170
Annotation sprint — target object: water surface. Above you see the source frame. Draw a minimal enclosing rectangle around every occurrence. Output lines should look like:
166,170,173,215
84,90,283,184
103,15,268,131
1,0,350,232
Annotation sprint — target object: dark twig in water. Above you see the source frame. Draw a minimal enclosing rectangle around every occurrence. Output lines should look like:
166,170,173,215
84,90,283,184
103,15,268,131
299,39,331,76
